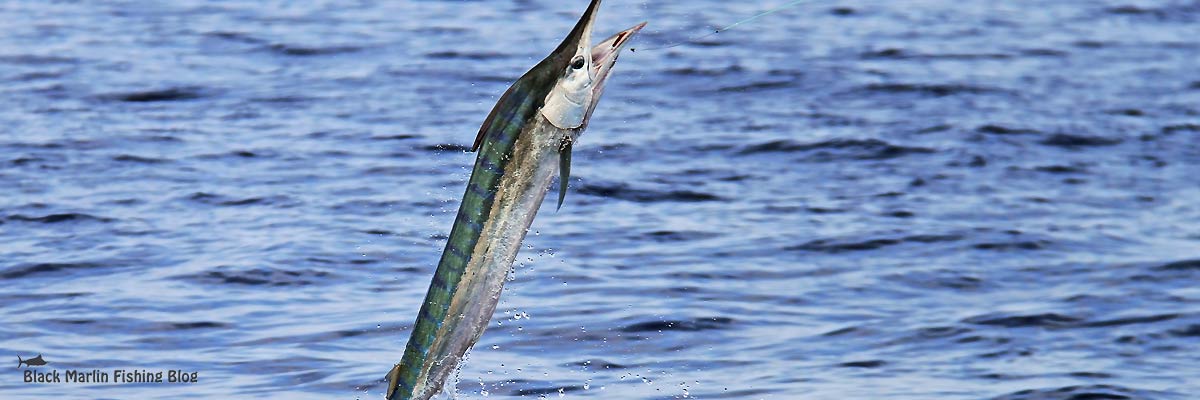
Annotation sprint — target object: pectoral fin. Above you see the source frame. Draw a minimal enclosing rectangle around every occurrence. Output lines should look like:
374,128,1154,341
557,141,572,211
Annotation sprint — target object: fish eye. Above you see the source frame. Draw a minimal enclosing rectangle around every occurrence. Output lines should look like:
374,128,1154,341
571,57,585,70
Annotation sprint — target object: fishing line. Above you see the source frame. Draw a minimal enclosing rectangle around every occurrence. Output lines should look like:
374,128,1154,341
632,0,824,52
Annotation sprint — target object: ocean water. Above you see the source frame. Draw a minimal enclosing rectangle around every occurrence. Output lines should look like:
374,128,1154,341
1,0,1198,399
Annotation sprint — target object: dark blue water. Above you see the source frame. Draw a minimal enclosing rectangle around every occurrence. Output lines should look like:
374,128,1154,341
2,0,1198,399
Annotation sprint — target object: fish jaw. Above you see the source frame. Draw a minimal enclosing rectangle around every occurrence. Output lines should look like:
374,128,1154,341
590,22,645,98
581,22,645,124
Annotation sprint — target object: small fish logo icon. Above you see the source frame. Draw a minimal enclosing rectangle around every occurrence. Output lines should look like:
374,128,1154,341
17,354,47,368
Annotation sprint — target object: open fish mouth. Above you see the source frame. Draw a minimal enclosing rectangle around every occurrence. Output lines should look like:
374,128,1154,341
589,22,646,99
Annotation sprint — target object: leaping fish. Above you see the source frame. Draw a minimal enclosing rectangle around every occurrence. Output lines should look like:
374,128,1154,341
386,1,645,399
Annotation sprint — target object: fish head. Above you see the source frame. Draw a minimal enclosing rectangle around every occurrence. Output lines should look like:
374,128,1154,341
540,0,645,130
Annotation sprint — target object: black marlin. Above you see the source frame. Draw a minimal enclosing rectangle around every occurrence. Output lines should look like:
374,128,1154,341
17,354,47,368
386,1,644,399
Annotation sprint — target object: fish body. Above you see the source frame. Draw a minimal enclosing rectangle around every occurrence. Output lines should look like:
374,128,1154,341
387,1,644,399
391,115,565,400
17,354,47,368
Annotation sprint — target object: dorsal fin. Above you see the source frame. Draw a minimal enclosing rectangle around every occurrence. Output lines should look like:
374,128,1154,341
472,81,525,152
471,58,563,153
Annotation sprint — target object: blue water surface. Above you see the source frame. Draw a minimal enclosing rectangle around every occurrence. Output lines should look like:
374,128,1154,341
1,0,1198,399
